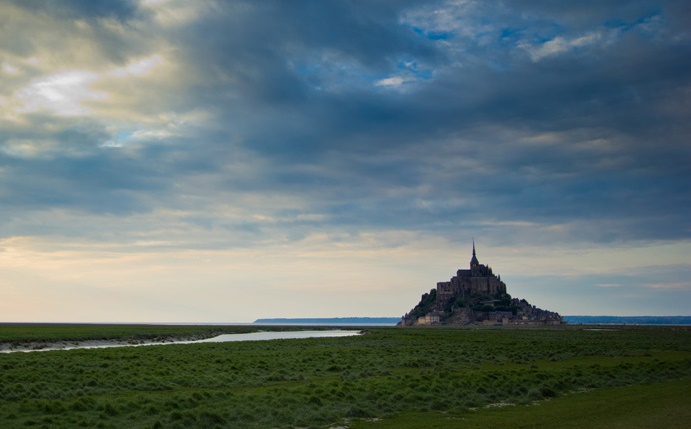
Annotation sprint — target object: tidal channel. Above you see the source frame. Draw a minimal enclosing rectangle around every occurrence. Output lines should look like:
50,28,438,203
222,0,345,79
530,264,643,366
0,330,362,354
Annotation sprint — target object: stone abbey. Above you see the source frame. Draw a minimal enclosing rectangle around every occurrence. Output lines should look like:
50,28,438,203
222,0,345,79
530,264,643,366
399,242,563,326
437,242,507,304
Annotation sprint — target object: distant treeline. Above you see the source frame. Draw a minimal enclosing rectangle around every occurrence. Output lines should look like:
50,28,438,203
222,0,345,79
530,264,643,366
253,317,400,325
564,315,691,325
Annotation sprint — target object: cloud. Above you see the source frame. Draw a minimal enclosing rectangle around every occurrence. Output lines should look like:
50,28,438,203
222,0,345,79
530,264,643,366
17,70,106,116
375,76,409,88
519,31,606,61
2,0,690,243
646,282,691,290
7,0,140,22
1,0,690,320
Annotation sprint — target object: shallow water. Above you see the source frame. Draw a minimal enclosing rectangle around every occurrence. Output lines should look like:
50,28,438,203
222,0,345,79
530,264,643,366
195,330,362,343
0,329,362,353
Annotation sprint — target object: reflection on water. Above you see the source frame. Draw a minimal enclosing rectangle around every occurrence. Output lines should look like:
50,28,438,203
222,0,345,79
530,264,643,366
197,330,361,343
0,330,362,354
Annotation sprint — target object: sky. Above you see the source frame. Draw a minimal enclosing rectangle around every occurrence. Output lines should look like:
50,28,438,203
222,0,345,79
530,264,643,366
1,0,690,323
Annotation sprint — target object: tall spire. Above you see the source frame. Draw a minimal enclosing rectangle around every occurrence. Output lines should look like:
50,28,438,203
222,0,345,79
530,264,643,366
470,239,479,268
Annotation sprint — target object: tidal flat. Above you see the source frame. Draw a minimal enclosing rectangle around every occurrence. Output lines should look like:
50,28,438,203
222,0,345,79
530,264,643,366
0,324,689,428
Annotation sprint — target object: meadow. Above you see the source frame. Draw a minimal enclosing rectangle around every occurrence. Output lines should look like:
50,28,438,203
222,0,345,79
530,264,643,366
0,324,689,428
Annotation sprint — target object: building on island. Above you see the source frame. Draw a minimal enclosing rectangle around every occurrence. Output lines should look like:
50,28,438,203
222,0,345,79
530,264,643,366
399,242,564,326
436,241,507,307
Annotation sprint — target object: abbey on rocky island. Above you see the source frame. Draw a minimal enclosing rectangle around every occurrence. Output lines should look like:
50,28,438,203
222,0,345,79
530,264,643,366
399,242,564,326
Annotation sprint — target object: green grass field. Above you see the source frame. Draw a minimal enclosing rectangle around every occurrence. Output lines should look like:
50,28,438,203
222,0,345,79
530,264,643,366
352,378,691,429
0,324,689,428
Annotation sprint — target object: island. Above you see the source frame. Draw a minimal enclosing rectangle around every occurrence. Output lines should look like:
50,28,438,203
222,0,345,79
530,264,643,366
399,242,564,326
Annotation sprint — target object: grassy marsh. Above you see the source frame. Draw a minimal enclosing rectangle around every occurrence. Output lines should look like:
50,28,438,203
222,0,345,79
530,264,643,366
0,325,689,428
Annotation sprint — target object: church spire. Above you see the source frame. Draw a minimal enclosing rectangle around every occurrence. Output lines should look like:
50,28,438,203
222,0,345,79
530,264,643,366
470,239,479,268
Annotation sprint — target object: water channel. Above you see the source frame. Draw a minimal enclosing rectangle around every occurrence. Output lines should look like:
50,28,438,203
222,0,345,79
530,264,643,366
0,330,362,354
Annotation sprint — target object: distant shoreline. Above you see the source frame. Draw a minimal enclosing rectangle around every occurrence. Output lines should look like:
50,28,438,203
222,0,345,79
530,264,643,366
254,316,691,326
253,317,401,325
563,315,691,325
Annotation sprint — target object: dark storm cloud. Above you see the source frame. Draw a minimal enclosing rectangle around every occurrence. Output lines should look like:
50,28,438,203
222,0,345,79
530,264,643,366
172,0,440,118
193,0,689,244
2,0,690,247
